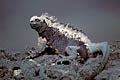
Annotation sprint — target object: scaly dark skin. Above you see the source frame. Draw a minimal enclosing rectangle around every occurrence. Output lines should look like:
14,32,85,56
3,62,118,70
30,19,88,59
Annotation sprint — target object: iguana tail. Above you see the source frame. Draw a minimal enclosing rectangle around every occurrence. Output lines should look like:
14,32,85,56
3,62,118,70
87,42,110,80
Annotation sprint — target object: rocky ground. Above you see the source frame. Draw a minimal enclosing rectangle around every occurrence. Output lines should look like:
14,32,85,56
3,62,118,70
0,41,120,80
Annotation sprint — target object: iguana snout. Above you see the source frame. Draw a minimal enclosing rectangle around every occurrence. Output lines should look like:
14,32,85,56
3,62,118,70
30,19,42,29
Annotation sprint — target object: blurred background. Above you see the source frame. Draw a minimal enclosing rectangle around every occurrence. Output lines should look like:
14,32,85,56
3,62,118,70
0,0,120,52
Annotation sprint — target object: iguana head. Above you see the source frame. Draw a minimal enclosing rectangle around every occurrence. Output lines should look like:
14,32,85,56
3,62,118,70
30,16,48,33
30,13,57,33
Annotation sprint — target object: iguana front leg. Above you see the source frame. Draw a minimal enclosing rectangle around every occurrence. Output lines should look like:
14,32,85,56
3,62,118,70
37,37,47,52
25,37,47,59
86,42,110,80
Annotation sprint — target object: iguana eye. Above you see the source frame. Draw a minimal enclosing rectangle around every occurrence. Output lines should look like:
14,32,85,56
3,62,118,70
35,19,40,22
43,20,46,23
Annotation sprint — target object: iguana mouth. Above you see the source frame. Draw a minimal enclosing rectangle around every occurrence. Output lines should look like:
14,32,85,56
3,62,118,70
30,21,41,29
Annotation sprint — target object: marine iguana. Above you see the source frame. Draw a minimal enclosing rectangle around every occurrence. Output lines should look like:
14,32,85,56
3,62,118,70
30,13,109,80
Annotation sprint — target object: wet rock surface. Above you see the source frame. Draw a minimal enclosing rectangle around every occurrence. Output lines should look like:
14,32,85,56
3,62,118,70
0,41,120,80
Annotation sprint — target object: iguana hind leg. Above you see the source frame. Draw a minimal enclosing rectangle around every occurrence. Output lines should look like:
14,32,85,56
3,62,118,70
56,46,81,65
56,46,88,65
